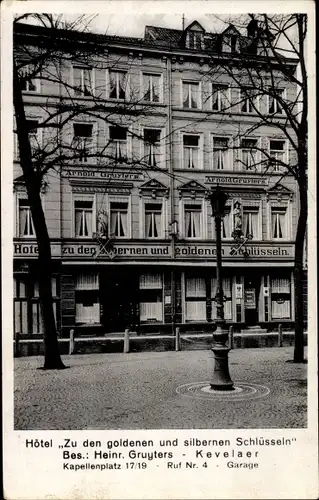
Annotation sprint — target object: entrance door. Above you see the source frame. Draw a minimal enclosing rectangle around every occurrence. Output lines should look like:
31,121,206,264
244,276,260,326
101,269,138,333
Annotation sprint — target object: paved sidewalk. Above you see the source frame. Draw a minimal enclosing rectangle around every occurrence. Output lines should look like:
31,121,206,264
14,347,307,430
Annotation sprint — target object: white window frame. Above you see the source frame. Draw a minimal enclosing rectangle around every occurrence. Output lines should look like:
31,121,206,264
26,118,42,150
181,80,202,109
139,197,168,239
16,194,35,238
181,133,204,170
141,72,163,103
267,200,292,241
240,137,261,172
268,88,285,115
184,275,207,322
141,127,164,168
186,31,204,50
268,138,288,172
72,66,95,97
107,69,130,101
211,201,233,240
211,83,231,112
211,135,232,170
72,194,96,239
72,121,97,164
242,202,262,241
179,198,207,240
108,195,132,239
20,64,40,93
139,272,164,323
108,125,132,163
240,87,259,114
15,191,45,238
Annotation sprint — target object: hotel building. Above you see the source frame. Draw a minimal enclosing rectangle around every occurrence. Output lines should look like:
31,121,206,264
13,19,303,338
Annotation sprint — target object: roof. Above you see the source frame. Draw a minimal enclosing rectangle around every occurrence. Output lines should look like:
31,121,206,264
14,20,294,63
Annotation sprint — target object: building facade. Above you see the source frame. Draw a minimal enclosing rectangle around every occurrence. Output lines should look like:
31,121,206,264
13,19,301,337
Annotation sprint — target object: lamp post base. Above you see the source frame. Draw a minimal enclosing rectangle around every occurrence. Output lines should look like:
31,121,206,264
211,323,234,391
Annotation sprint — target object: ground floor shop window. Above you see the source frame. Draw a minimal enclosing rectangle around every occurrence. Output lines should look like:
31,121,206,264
139,273,163,322
14,275,59,334
75,273,99,324
211,278,232,320
270,277,291,319
185,277,206,321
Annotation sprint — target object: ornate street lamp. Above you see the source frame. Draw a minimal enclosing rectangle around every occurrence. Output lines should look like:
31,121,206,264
209,185,234,390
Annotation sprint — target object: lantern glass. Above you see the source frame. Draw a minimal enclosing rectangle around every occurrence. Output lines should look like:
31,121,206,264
209,187,228,217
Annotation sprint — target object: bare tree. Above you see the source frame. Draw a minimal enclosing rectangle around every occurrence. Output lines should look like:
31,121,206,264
13,14,164,368
204,14,307,362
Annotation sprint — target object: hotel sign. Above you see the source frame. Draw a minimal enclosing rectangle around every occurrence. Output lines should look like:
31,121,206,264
13,242,294,260
205,174,269,187
65,169,145,182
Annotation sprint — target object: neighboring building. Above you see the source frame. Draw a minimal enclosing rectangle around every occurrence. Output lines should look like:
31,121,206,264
13,19,301,337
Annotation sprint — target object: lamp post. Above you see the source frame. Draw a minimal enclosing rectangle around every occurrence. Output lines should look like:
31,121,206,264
209,186,234,390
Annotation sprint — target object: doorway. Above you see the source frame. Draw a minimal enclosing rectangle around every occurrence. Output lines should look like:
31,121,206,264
100,269,138,332
244,276,260,326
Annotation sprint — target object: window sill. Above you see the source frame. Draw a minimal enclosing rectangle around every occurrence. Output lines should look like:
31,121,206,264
180,106,202,111
139,100,164,106
17,235,37,239
22,90,40,95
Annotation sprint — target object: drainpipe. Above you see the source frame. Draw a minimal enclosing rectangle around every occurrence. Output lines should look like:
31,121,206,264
167,56,176,336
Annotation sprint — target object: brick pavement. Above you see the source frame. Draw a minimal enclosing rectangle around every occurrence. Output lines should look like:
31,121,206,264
14,347,307,430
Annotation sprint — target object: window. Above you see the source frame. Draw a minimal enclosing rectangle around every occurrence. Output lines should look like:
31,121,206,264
185,204,202,238
241,88,257,113
270,277,291,319
26,120,40,151
74,200,93,238
182,81,200,109
223,35,238,53
241,138,258,170
72,123,94,162
110,202,128,238
73,67,93,96
75,273,99,324
142,73,161,102
109,126,128,163
139,273,163,322
212,84,229,111
269,140,285,172
143,129,161,167
109,71,127,100
183,135,200,169
18,199,35,237
269,89,284,114
145,203,162,238
211,278,232,320
20,65,39,92
221,208,232,239
212,137,230,170
243,209,259,239
186,31,203,50
271,207,287,239
14,276,59,334
185,277,206,321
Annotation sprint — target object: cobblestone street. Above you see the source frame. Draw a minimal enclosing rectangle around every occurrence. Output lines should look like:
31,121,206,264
14,347,307,430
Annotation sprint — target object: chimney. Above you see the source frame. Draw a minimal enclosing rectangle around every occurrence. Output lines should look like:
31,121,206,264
247,18,258,38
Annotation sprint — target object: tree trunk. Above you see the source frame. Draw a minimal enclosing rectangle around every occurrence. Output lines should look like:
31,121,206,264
293,174,307,363
13,61,65,369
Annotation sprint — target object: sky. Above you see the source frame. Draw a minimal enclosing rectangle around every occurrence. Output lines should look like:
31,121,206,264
61,13,229,37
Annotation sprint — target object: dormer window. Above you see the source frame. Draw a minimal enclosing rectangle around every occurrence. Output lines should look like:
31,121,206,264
186,31,203,50
223,35,238,53
184,21,205,50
